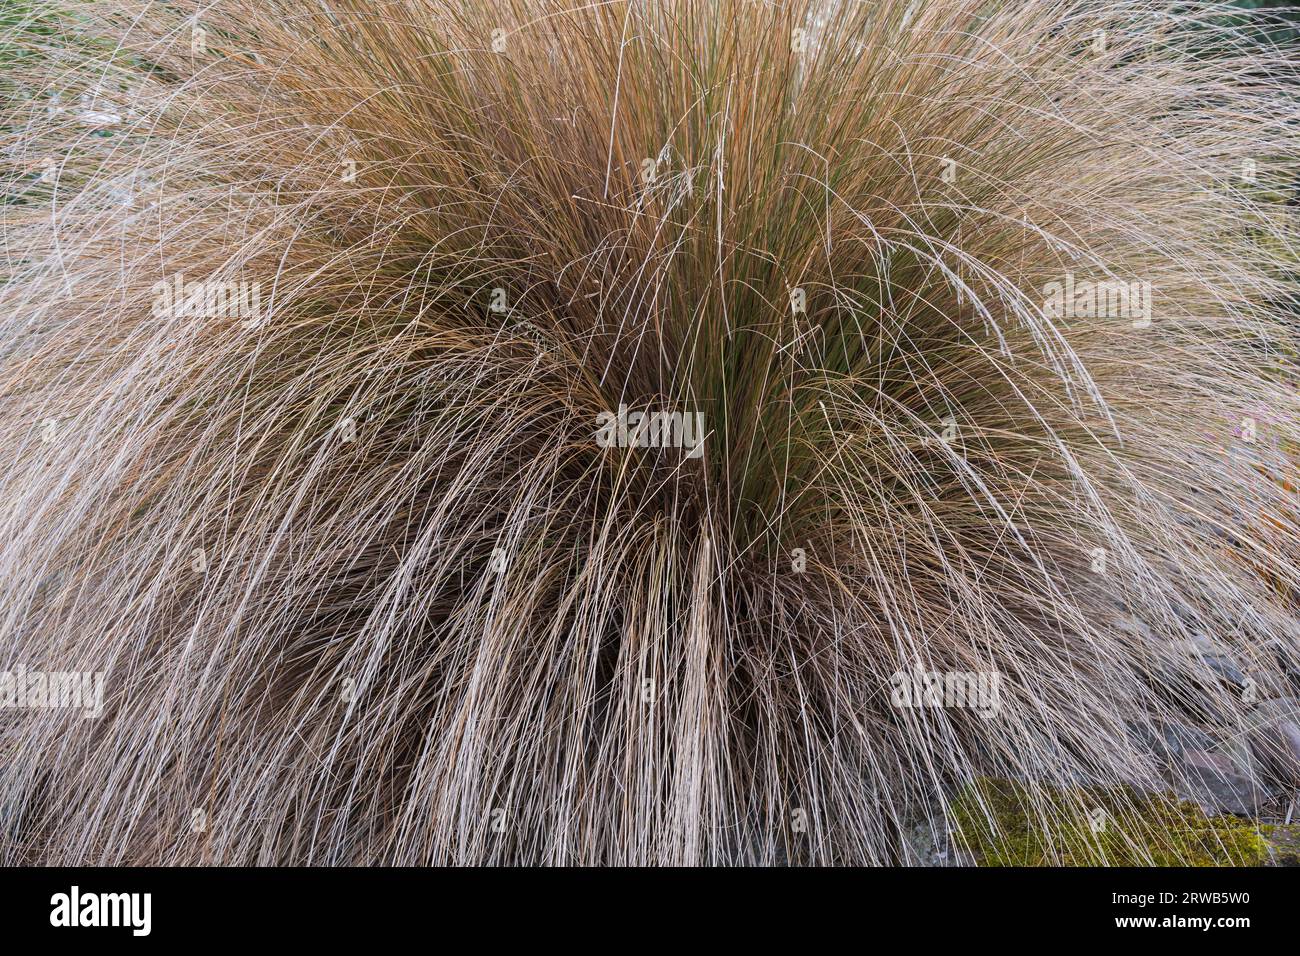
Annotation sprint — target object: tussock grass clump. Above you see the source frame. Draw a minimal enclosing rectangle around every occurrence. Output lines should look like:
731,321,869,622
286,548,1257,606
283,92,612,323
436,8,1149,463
0,0,1298,864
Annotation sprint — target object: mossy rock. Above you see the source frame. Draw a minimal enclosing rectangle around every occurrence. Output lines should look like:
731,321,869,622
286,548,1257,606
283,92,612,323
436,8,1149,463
951,777,1299,866
1259,823,1300,866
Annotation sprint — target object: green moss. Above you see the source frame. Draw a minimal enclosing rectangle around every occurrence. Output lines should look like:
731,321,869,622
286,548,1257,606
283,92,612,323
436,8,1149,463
951,777,1288,866
1258,824,1300,866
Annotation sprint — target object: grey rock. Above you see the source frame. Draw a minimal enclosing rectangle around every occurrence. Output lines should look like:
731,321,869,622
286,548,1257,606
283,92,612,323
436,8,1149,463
1264,721,1300,788
1220,733,1259,780
1246,697,1300,791
1161,721,1216,760
1112,614,1154,640
1266,640,1300,696
1186,633,1247,688
901,818,972,866
1249,697,1300,726
1180,746,1268,816
1129,720,1215,766
1127,720,1162,755
1169,597,1200,626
